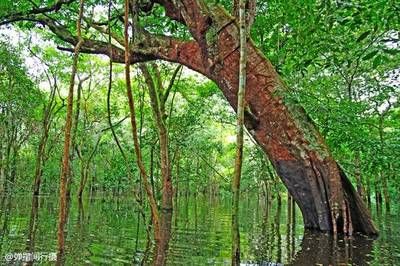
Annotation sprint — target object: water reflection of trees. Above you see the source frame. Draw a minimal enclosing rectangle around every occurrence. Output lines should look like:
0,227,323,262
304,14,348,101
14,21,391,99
250,195,375,266
251,195,296,264
0,194,387,265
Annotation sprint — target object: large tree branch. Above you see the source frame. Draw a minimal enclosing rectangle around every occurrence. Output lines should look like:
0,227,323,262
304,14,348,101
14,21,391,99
0,0,75,25
1,6,205,74
0,0,207,73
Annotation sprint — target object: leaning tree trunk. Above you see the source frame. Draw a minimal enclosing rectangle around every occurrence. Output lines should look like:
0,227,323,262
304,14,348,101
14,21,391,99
199,6,377,235
151,5,378,235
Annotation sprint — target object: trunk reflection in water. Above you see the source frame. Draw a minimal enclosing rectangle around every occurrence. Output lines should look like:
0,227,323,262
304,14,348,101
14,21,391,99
292,231,374,265
0,194,398,265
25,195,39,266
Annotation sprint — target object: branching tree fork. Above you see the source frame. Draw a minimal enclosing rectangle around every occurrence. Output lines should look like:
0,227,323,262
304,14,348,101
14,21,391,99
139,62,181,265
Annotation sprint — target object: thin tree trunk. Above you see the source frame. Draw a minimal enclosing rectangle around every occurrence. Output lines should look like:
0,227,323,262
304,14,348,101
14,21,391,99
275,201,282,263
150,145,156,196
375,181,382,208
378,116,390,213
77,149,85,199
232,1,247,264
291,196,296,259
381,170,390,213
286,194,292,261
175,149,180,203
0,140,4,193
123,0,160,243
67,76,88,197
25,195,39,266
140,64,173,210
366,172,372,208
4,126,11,192
139,63,174,266
33,85,56,196
144,63,181,265
33,138,45,195
9,144,18,186
77,135,101,199
56,0,85,262
354,150,364,200
106,3,131,182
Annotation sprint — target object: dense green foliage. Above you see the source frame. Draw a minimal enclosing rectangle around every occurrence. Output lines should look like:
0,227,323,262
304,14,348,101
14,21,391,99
251,0,400,207
0,1,399,265
0,0,398,208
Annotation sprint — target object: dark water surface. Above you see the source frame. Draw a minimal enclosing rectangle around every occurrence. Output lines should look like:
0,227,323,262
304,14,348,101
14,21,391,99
0,194,399,265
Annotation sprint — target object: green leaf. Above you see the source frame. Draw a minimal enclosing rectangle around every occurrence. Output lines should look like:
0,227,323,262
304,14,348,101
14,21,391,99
372,54,382,68
382,48,399,55
363,50,378,61
356,30,371,42
303,59,313,67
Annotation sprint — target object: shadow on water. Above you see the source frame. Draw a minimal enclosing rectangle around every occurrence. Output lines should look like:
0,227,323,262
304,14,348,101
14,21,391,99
0,193,399,265
290,231,374,266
